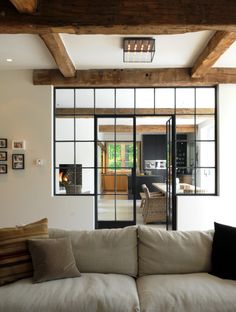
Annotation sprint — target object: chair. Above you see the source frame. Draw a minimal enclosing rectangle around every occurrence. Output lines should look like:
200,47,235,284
141,184,166,224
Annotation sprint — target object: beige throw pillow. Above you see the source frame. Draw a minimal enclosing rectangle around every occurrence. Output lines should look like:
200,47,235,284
28,237,81,283
0,218,49,286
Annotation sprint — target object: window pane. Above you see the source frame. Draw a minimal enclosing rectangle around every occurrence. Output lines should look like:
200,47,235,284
196,115,215,140
75,89,94,111
95,89,114,114
76,118,94,141
55,89,74,108
176,115,195,137
196,168,215,193
116,197,133,221
116,89,134,114
76,142,94,167
196,88,215,110
97,118,115,141
136,88,154,114
98,196,115,221
196,141,215,167
55,142,74,167
155,88,175,114
176,88,195,111
82,168,94,193
56,118,74,141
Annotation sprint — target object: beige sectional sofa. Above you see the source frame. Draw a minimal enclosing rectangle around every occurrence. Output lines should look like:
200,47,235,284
1,226,236,312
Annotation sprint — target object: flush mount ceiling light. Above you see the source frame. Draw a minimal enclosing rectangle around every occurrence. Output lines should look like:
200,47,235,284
123,38,155,63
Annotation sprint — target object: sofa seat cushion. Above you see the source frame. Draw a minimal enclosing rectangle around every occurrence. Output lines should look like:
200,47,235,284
0,273,140,312
137,273,236,312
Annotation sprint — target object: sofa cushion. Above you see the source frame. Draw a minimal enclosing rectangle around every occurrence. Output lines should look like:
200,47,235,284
0,218,49,286
49,226,138,277
0,273,140,312
28,237,81,283
137,273,236,312
138,226,213,276
211,222,236,280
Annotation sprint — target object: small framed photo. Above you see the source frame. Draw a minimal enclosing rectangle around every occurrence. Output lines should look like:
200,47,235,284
12,140,26,150
0,164,7,174
0,139,7,148
12,154,25,170
0,151,7,161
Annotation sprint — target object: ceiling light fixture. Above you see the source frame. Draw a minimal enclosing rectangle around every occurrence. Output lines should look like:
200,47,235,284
123,38,155,63
6,58,13,62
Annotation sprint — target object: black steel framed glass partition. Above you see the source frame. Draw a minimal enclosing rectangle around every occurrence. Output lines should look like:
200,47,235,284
54,86,217,228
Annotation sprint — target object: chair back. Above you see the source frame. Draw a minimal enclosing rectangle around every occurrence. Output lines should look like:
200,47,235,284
141,184,150,199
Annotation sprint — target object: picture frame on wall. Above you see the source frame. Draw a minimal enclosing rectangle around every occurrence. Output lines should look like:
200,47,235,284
12,154,25,170
0,164,7,174
0,139,7,148
0,151,7,161
12,140,26,150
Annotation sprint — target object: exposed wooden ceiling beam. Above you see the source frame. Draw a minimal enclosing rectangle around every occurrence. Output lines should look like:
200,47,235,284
40,33,76,78
33,68,236,87
99,125,195,134
9,0,37,14
55,108,214,117
192,31,236,78
2,0,236,34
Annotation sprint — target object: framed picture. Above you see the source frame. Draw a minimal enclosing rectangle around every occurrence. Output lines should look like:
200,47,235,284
0,164,7,174
0,151,7,161
12,140,26,150
0,139,7,148
12,154,25,170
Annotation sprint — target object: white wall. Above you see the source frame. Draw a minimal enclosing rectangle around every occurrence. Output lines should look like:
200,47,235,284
0,71,94,230
178,84,236,230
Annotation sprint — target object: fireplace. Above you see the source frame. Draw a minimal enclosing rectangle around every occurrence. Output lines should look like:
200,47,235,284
59,164,82,194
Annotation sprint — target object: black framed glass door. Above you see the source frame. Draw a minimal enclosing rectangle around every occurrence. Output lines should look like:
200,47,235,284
95,116,136,229
166,116,177,230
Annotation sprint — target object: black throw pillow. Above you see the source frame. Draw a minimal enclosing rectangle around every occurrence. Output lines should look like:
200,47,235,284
211,222,236,280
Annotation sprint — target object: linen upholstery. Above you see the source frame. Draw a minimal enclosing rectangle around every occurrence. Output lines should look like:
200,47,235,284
0,218,48,286
137,273,236,312
49,226,138,277
0,273,140,312
138,225,213,276
28,237,81,283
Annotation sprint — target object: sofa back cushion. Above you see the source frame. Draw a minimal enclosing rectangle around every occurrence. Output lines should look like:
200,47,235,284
49,226,138,277
138,226,213,276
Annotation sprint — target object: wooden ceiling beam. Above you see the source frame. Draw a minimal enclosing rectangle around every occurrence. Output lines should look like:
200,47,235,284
192,31,236,78
33,68,236,87
40,33,76,78
99,125,195,134
9,0,37,14
2,0,236,34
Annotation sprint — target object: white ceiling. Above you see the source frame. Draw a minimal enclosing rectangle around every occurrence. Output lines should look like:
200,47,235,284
0,31,235,70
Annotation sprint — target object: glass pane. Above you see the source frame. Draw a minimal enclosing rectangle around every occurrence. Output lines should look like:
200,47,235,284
196,168,215,193
76,142,94,167
57,164,83,194
115,170,130,193
82,168,94,194
115,118,133,141
155,88,175,114
176,115,195,136
196,141,215,167
116,196,133,221
176,88,195,112
196,115,215,140
196,88,215,111
176,168,195,194
55,89,74,108
95,89,114,114
98,196,115,221
97,118,115,141
75,89,94,112
76,118,94,140
116,89,134,114
136,88,154,114
55,142,74,167
55,168,64,195
100,172,115,195
55,118,74,141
